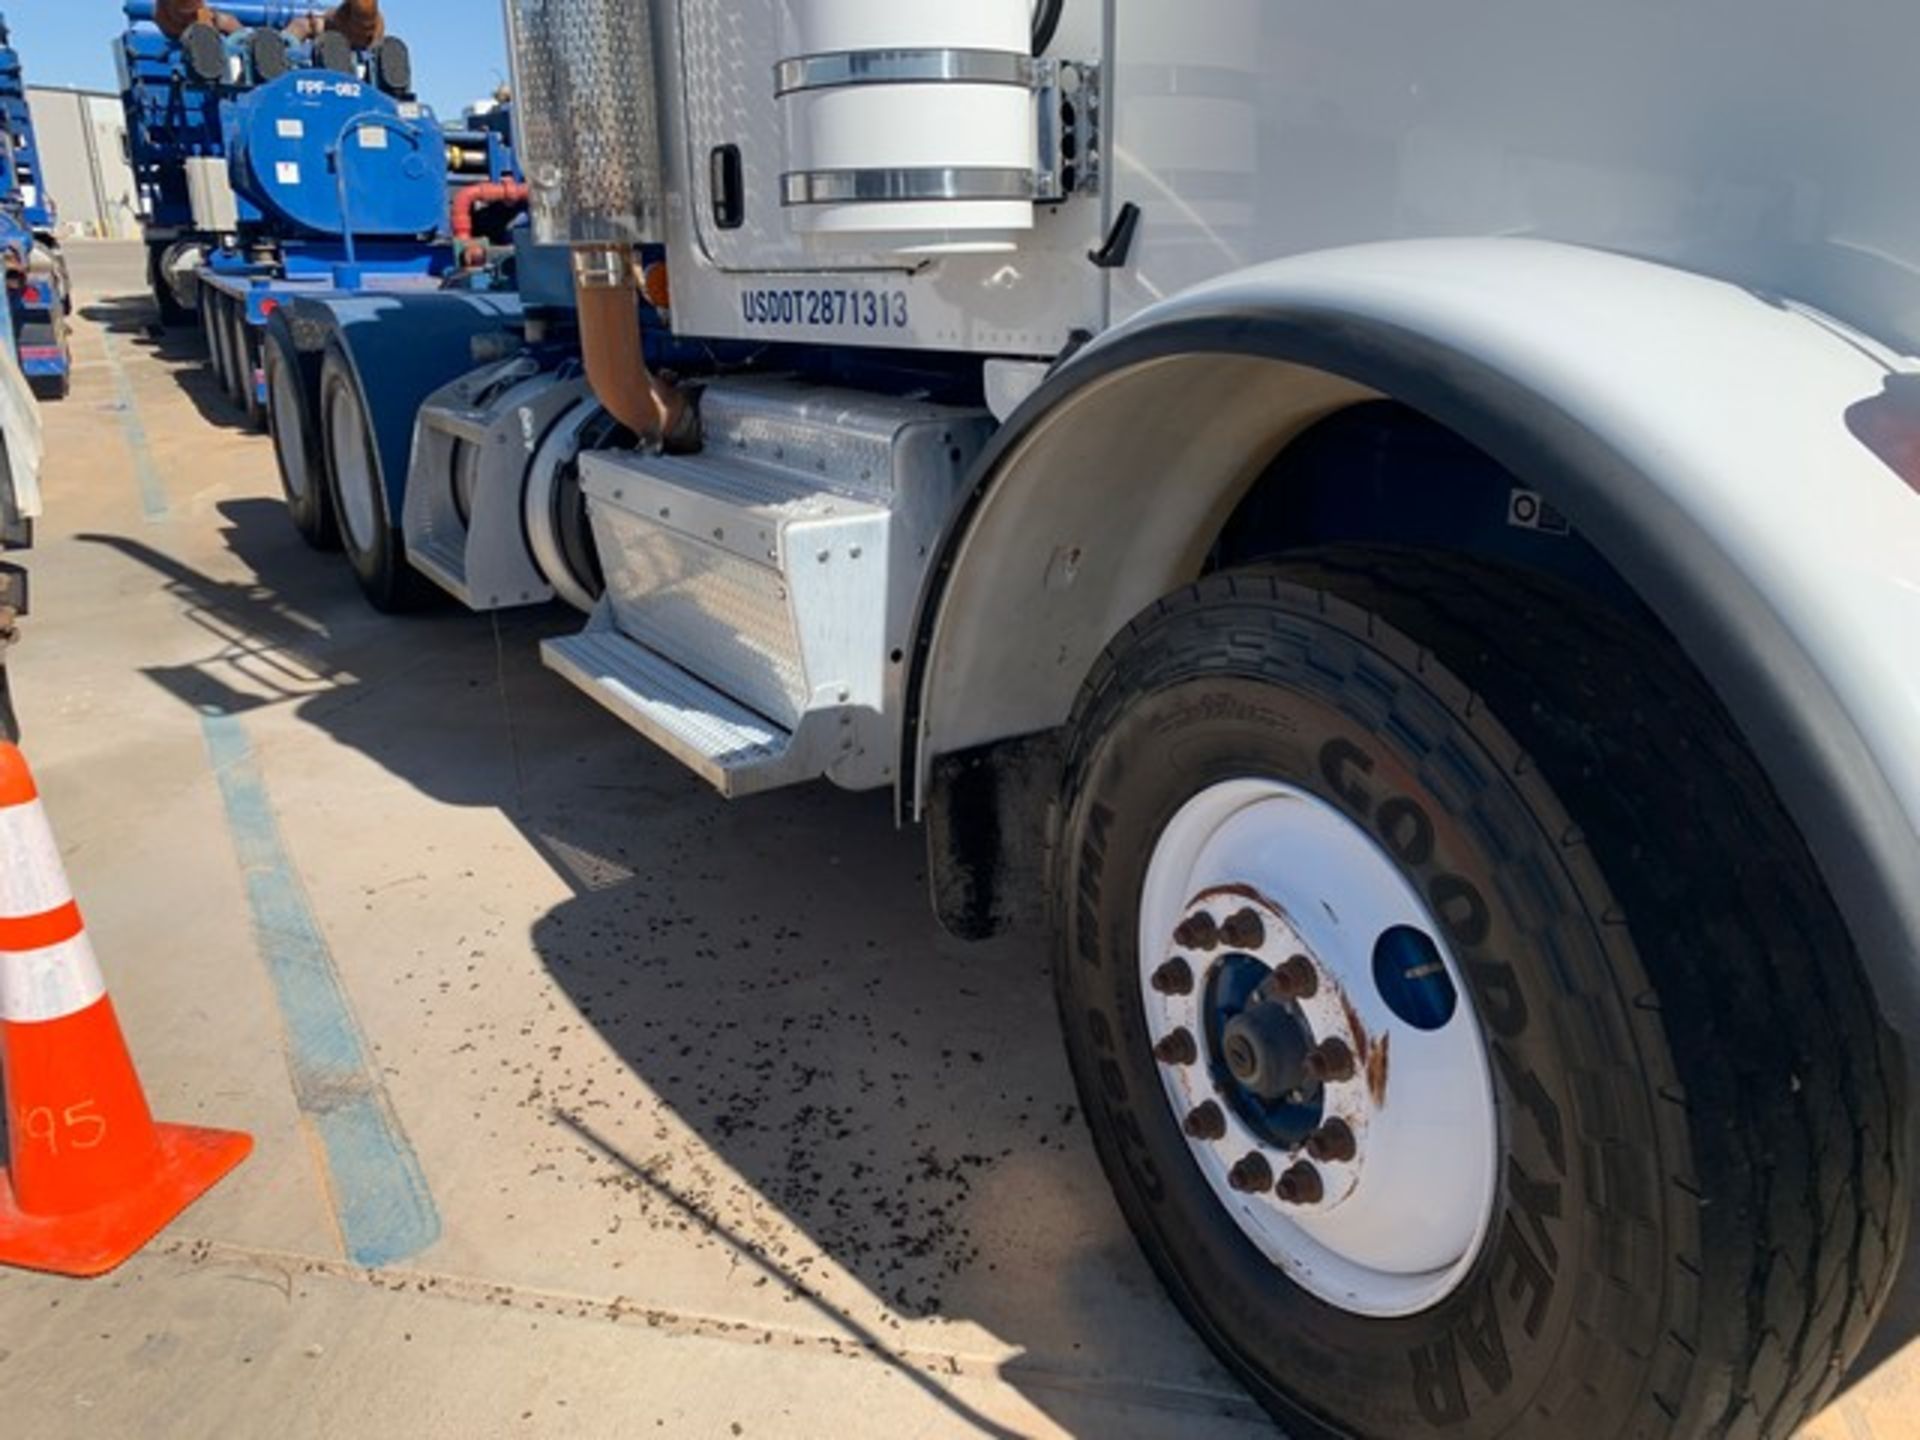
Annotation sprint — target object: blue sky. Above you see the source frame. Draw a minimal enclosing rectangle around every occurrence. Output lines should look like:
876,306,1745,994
8,2,511,116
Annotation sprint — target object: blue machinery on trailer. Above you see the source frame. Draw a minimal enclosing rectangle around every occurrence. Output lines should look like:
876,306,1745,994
189,69,453,426
117,0,516,425
0,12,72,401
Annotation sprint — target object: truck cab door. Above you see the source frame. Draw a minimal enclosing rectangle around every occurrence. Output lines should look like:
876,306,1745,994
662,0,1105,357
676,0,896,275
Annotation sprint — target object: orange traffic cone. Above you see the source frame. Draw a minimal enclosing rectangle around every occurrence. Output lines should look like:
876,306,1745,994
0,741,251,1276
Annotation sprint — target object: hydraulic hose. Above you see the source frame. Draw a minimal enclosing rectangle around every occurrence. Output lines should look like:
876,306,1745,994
1031,0,1064,55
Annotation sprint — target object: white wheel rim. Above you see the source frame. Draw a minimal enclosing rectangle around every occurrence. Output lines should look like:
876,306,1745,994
269,354,309,501
1138,779,1498,1317
328,380,380,555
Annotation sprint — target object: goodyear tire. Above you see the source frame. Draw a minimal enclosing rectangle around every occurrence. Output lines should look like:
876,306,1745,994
1053,555,1905,1439
318,340,433,612
263,313,336,550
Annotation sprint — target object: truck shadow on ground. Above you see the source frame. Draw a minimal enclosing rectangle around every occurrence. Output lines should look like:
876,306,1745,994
27,244,1913,1436
77,495,1267,1437
80,296,257,434
75,490,1920,1438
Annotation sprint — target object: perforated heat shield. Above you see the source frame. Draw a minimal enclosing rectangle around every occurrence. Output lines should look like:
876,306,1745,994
504,0,665,245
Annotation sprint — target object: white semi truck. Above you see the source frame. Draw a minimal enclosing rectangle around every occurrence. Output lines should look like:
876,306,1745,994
290,3,1920,1434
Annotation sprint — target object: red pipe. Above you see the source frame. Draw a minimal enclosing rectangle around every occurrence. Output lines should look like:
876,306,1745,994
450,178,529,269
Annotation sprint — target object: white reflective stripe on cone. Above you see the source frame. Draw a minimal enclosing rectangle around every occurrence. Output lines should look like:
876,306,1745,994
0,930,108,1023
0,799,75,920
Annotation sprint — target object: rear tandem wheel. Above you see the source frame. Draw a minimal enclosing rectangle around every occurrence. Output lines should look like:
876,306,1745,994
318,339,434,613
262,311,337,550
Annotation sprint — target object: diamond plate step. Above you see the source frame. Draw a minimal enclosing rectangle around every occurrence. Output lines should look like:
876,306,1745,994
553,378,995,795
541,618,813,798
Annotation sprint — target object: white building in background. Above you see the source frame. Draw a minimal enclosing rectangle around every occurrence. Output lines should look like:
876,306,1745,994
25,86,139,240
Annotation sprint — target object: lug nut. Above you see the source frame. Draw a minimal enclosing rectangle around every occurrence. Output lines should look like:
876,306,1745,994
1276,1161,1325,1205
1305,1118,1356,1164
1228,1152,1274,1193
1219,907,1266,950
1183,1101,1227,1141
1306,1038,1356,1083
1268,955,1318,1000
1153,1028,1198,1066
1149,957,1194,996
1173,914,1219,952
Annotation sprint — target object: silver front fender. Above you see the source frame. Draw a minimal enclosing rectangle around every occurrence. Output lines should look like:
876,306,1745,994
910,238,1920,1029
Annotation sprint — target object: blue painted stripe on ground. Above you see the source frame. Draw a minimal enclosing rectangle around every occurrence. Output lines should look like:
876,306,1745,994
200,712,440,1267
99,330,170,522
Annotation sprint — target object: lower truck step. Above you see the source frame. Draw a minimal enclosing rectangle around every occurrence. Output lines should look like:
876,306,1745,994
541,616,809,796
540,377,994,794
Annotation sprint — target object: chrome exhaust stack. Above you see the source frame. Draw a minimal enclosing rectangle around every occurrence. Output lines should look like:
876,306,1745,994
504,0,686,450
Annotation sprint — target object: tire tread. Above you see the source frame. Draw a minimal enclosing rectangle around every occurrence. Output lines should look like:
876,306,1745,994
1270,548,1907,1440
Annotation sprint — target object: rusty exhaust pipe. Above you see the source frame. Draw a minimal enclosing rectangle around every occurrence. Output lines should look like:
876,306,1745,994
280,0,382,47
325,0,383,49
573,245,695,453
154,1,235,39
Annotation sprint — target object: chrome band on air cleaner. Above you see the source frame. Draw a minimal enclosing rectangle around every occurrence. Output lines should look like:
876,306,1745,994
779,167,1037,207
774,47,1035,97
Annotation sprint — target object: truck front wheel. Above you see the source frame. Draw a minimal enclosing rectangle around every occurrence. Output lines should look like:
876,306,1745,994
1052,557,1905,1439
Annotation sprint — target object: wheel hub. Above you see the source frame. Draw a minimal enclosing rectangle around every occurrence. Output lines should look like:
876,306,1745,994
1169,894,1370,1208
1220,997,1315,1103
1138,779,1499,1317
